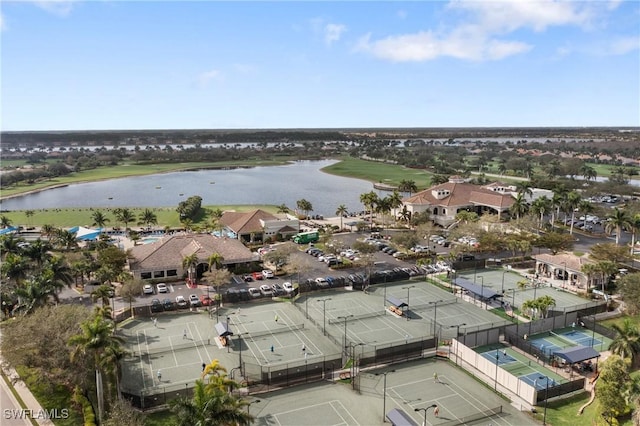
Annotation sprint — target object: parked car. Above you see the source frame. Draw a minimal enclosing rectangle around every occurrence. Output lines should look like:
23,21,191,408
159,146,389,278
259,284,273,296
248,287,262,298
243,274,253,282
271,283,284,295
252,271,264,280
315,277,329,288
262,269,274,279
175,295,188,308
283,282,294,293
151,299,163,313
188,294,200,306
156,283,168,293
199,294,213,306
162,298,174,310
143,284,154,295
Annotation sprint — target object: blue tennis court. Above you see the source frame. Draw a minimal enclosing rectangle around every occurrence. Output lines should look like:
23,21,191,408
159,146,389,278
558,330,603,347
480,349,517,366
529,337,563,356
520,373,557,391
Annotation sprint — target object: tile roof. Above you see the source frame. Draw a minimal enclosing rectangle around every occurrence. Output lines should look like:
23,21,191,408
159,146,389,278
403,182,514,210
220,209,277,234
129,234,257,271
533,252,595,271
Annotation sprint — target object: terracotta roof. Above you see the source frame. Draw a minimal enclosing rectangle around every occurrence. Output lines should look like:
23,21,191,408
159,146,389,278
129,234,258,270
403,182,514,210
533,252,595,271
220,209,277,235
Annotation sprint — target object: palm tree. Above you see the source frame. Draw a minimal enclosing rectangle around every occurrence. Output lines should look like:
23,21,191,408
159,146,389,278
398,180,418,196
430,174,449,185
580,164,597,181
565,191,582,235
359,191,379,229
53,229,79,251
13,277,53,315
138,208,158,230
627,213,640,255
536,295,556,318
335,205,348,231
515,182,533,199
276,204,290,214
1,253,29,286
296,199,313,218
169,380,252,426
91,210,110,228
510,193,528,220
609,319,640,366
581,263,599,292
207,253,224,271
606,208,630,245
397,205,412,223
183,253,199,285
530,196,551,231
0,215,12,228
69,315,124,424
23,239,52,267
114,208,135,231
92,284,114,307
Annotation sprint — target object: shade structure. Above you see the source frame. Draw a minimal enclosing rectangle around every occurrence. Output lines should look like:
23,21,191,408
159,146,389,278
73,226,103,241
552,345,600,364
215,322,233,337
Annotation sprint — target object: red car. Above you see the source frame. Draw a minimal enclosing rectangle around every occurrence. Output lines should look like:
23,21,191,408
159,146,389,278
252,271,264,280
199,294,213,306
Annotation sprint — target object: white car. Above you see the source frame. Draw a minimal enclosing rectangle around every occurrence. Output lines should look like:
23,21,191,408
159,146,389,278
283,282,294,293
248,288,262,298
188,294,200,306
143,284,154,295
259,284,273,296
262,269,274,279
156,283,168,293
175,295,188,308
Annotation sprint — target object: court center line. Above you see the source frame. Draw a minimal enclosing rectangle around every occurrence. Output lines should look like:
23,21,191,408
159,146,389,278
136,330,146,389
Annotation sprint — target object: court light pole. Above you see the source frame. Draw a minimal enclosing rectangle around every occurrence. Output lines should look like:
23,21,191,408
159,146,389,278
318,298,332,336
538,375,550,425
375,370,396,423
561,261,567,289
247,398,261,420
429,300,443,336
478,276,485,309
494,348,499,391
402,285,415,321
337,315,353,358
414,404,437,426
501,269,507,294
449,323,466,366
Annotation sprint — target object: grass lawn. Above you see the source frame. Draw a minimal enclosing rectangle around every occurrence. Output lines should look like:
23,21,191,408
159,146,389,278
0,205,279,229
145,410,177,425
14,366,84,426
600,313,640,330
322,157,433,190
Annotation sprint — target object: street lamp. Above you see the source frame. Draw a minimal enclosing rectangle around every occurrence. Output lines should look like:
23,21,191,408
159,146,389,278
375,370,396,422
429,300,444,336
449,323,466,366
402,285,415,321
501,269,507,294
337,315,353,357
318,298,332,336
414,404,438,426
538,375,550,425
246,398,261,419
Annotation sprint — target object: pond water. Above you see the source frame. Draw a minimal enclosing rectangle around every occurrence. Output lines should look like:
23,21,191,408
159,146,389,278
0,160,380,217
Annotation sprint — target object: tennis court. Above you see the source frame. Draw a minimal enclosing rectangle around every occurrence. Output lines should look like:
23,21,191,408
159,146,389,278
477,345,566,389
302,281,511,349
527,326,612,355
250,359,537,426
460,269,591,311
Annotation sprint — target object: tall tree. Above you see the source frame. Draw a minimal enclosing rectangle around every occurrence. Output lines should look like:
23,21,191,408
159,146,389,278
609,319,640,366
398,179,418,196
359,191,379,229
138,208,158,230
182,253,200,285
335,204,348,230
605,208,630,245
91,210,110,228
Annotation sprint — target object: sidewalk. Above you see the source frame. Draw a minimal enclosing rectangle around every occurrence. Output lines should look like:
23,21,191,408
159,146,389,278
0,359,54,426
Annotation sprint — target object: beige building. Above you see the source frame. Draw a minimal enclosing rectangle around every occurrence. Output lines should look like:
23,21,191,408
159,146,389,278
219,209,299,243
401,176,515,227
128,234,259,281
532,252,604,292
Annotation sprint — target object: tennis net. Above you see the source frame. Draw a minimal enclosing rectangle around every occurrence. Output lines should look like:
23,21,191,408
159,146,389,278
131,340,209,357
328,311,385,324
246,323,305,338
549,331,579,348
410,298,458,311
437,406,503,426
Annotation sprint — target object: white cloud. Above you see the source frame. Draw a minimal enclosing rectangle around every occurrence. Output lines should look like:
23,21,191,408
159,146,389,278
197,69,222,87
356,0,620,62
0,12,6,31
397,9,408,20
608,36,640,55
33,0,76,17
324,23,346,45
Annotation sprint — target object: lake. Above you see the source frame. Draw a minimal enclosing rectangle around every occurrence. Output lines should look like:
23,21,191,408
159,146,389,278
0,160,381,217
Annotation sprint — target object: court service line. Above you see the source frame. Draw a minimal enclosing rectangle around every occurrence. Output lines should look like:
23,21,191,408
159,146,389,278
329,400,359,425
167,331,179,366
443,375,513,426
189,321,207,364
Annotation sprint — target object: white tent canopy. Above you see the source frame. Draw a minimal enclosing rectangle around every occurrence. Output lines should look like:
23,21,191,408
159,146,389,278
73,226,103,241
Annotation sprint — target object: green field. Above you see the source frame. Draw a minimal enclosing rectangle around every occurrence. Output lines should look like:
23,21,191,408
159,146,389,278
0,205,279,228
322,157,433,190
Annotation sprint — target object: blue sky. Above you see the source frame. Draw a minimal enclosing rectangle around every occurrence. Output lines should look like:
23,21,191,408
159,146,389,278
1,0,639,131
